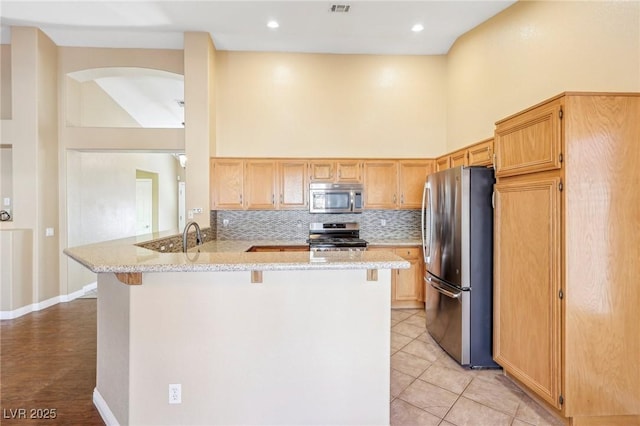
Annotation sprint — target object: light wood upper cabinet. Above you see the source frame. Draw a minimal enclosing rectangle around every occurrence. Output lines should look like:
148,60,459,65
493,174,562,409
211,158,244,209
495,98,562,177
435,155,450,172
398,160,434,209
278,160,307,209
309,160,362,182
468,138,494,167
363,161,398,208
450,148,468,168
211,157,435,211
335,160,362,182
244,160,277,209
308,161,334,182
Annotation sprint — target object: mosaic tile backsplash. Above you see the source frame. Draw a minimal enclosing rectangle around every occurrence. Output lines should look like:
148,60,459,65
210,210,422,241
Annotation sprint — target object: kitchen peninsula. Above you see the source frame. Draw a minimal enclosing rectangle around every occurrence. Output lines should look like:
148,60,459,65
65,233,409,426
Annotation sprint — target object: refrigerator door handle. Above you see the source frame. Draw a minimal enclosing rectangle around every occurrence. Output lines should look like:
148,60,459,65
421,182,431,264
426,274,462,299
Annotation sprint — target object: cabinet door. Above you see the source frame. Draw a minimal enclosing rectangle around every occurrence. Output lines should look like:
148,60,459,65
435,155,450,172
393,248,422,302
244,160,277,209
495,99,562,177
363,161,398,208
493,175,562,409
468,139,494,167
309,161,334,182
398,160,434,209
450,149,468,168
211,159,244,209
336,160,362,182
278,161,307,209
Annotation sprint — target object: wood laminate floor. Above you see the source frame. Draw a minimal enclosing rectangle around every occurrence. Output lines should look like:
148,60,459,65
0,299,103,425
1,298,562,426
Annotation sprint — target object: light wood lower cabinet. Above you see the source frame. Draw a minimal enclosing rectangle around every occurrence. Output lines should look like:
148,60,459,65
493,92,640,424
369,245,424,309
494,173,562,409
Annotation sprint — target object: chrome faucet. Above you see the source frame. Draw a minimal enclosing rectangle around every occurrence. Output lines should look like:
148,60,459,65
182,221,203,252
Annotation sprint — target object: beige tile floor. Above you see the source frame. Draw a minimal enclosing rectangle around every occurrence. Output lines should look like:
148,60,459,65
390,309,564,426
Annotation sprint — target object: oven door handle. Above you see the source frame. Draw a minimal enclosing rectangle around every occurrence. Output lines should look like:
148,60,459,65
426,274,462,299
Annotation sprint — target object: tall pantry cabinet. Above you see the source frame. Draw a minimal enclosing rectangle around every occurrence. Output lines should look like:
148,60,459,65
492,93,640,425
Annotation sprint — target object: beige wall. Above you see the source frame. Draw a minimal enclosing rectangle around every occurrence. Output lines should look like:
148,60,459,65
66,78,140,127
0,229,33,312
58,46,187,298
215,51,447,158
184,32,215,228
5,27,60,307
1,44,11,119
446,0,640,151
66,151,182,294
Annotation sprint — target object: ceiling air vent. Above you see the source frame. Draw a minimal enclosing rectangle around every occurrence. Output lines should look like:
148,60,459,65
330,4,351,13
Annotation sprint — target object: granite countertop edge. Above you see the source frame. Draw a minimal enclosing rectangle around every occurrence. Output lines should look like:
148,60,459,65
64,235,415,274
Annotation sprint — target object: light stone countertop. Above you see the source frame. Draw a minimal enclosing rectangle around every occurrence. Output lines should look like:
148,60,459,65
64,235,411,274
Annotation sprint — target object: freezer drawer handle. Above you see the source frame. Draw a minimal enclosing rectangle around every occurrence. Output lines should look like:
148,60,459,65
426,275,462,299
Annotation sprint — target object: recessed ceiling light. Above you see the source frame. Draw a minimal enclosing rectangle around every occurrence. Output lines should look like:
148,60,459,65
411,23,424,33
267,20,279,29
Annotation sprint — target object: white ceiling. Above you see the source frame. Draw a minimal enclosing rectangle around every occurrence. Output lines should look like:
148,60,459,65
0,0,517,55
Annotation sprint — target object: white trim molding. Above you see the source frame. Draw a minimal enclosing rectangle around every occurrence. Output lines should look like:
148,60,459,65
93,388,120,426
0,282,97,320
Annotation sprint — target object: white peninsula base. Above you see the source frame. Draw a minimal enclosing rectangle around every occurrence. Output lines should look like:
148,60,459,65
94,268,392,425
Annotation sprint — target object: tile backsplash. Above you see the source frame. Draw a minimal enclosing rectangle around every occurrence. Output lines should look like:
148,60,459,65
210,210,422,241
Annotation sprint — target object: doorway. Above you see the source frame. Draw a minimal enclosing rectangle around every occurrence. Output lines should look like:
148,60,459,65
135,170,159,235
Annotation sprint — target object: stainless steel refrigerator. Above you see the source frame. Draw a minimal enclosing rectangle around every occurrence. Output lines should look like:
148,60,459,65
421,166,497,368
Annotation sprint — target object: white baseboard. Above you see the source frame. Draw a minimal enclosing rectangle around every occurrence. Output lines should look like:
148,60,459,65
0,281,98,320
93,388,120,426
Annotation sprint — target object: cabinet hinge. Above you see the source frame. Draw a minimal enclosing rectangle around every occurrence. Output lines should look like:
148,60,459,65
558,180,564,192
559,153,563,163
559,395,564,405
559,289,564,300
559,108,564,120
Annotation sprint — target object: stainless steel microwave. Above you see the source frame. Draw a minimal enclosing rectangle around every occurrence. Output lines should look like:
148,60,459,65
309,183,364,214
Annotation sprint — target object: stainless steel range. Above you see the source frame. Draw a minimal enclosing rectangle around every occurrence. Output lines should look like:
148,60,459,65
308,222,368,252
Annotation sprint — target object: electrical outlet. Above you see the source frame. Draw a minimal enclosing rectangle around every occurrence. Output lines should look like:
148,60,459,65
193,207,203,214
3,197,10,206
169,384,182,404
223,219,229,227
45,227,55,237
380,219,386,227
